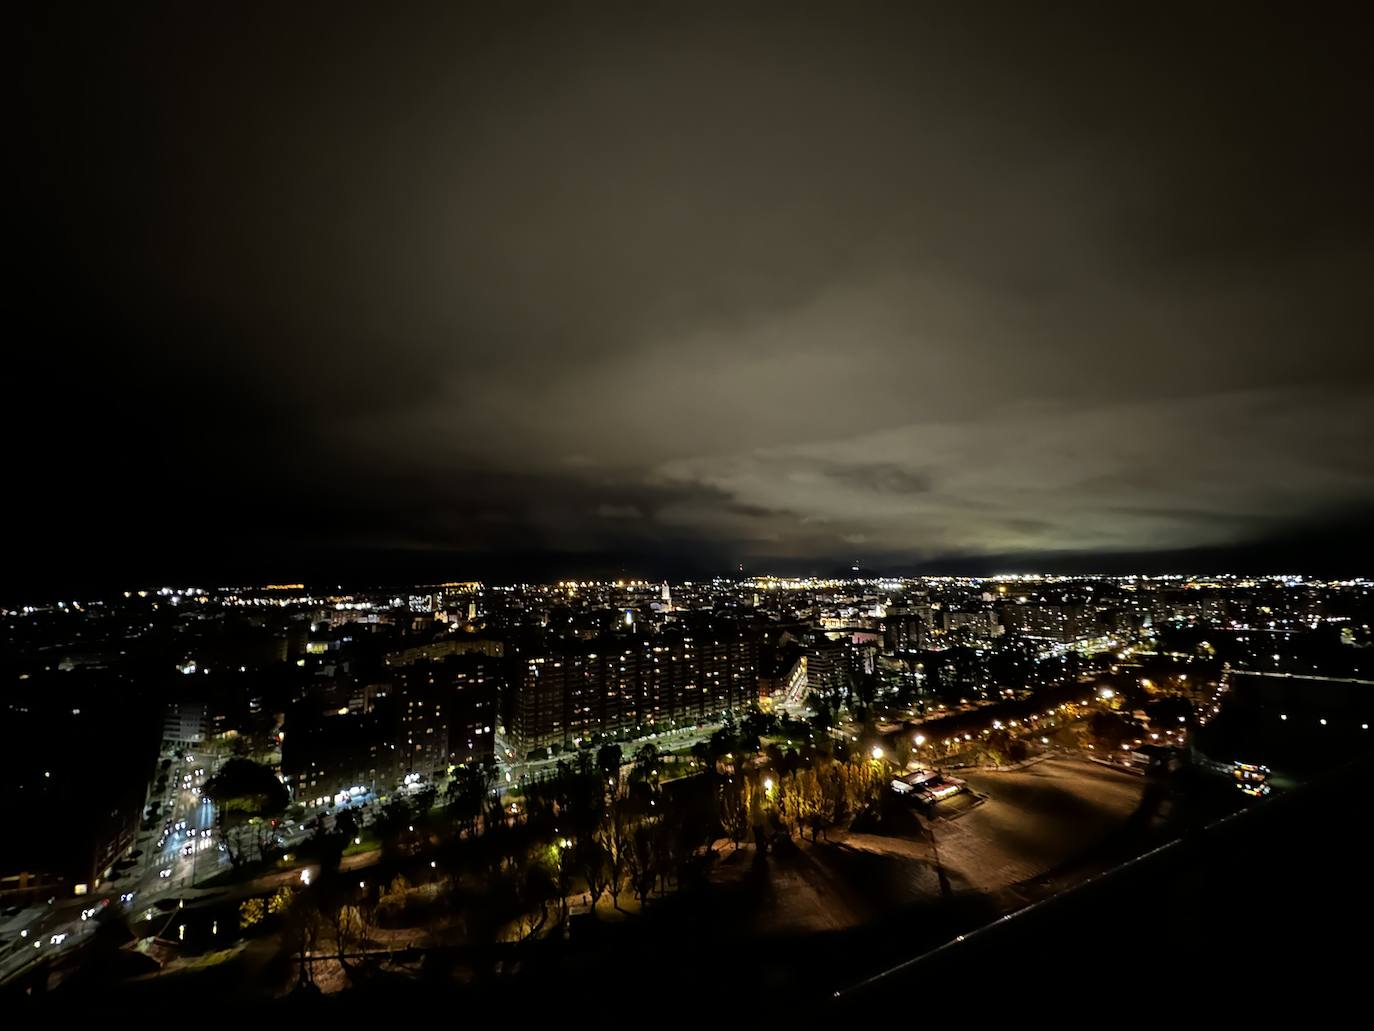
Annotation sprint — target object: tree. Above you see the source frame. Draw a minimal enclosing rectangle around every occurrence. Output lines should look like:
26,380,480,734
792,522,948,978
1089,710,1138,749
280,887,321,991
203,758,288,867
632,741,659,781
815,762,846,839
317,875,367,969
853,669,879,709
334,807,359,844
838,757,886,819
446,759,496,838
374,794,416,861
764,742,784,771
741,708,780,742
413,784,439,825
513,852,560,944
549,838,577,935
239,896,267,930
984,728,1013,765
1147,695,1194,728
690,740,712,772
717,776,753,851
597,742,623,777
808,701,834,746
304,819,348,876
597,796,632,909
889,734,913,772
625,819,659,904
709,718,738,763
268,885,293,917
577,836,611,914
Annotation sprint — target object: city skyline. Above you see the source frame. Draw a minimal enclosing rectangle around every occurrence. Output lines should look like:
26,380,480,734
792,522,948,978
14,3,1374,591
5,569,1371,1004
9,2,1373,1008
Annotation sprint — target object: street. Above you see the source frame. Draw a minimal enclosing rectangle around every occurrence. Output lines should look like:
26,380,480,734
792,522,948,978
1,745,231,986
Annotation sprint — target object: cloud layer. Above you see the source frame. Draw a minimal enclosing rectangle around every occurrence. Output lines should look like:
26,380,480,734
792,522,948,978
12,3,1374,585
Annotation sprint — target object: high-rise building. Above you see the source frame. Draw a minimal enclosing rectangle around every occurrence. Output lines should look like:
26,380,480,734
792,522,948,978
162,699,208,749
806,635,851,698
281,703,401,805
1000,602,1086,644
392,654,500,775
509,620,759,756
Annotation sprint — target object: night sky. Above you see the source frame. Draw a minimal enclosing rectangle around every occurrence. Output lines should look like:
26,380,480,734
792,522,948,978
13,3,1374,591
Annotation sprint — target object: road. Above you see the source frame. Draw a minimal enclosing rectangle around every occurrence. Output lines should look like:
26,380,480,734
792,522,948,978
1,746,231,986
140,750,230,890
501,722,723,785
4,722,718,987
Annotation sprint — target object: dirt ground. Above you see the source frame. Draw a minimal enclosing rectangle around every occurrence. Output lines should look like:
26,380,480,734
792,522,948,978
710,757,1152,935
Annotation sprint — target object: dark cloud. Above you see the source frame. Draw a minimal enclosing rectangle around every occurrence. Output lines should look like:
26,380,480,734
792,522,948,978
823,464,934,496
11,2,1374,590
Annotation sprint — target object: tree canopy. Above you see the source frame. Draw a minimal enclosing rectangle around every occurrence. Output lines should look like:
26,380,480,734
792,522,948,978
205,758,288,821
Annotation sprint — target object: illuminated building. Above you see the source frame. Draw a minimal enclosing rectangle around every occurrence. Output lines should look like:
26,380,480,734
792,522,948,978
510,621,759,757
162,699,208,749
392,655,500,775
281,703,401,804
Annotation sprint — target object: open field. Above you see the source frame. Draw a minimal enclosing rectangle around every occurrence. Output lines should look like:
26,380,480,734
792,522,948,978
707,757,1155,939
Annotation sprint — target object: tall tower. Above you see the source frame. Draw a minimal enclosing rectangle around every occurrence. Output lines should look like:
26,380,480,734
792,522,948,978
660,581,672,609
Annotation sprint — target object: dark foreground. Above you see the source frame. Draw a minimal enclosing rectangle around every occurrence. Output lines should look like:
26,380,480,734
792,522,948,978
13,751,1370,1018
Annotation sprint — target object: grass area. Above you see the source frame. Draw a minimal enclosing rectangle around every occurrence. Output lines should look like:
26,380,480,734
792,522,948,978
343,832,380,857
196,860,270,888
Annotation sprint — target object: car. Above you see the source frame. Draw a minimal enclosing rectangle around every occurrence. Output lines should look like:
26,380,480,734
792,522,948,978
159,868,173,879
